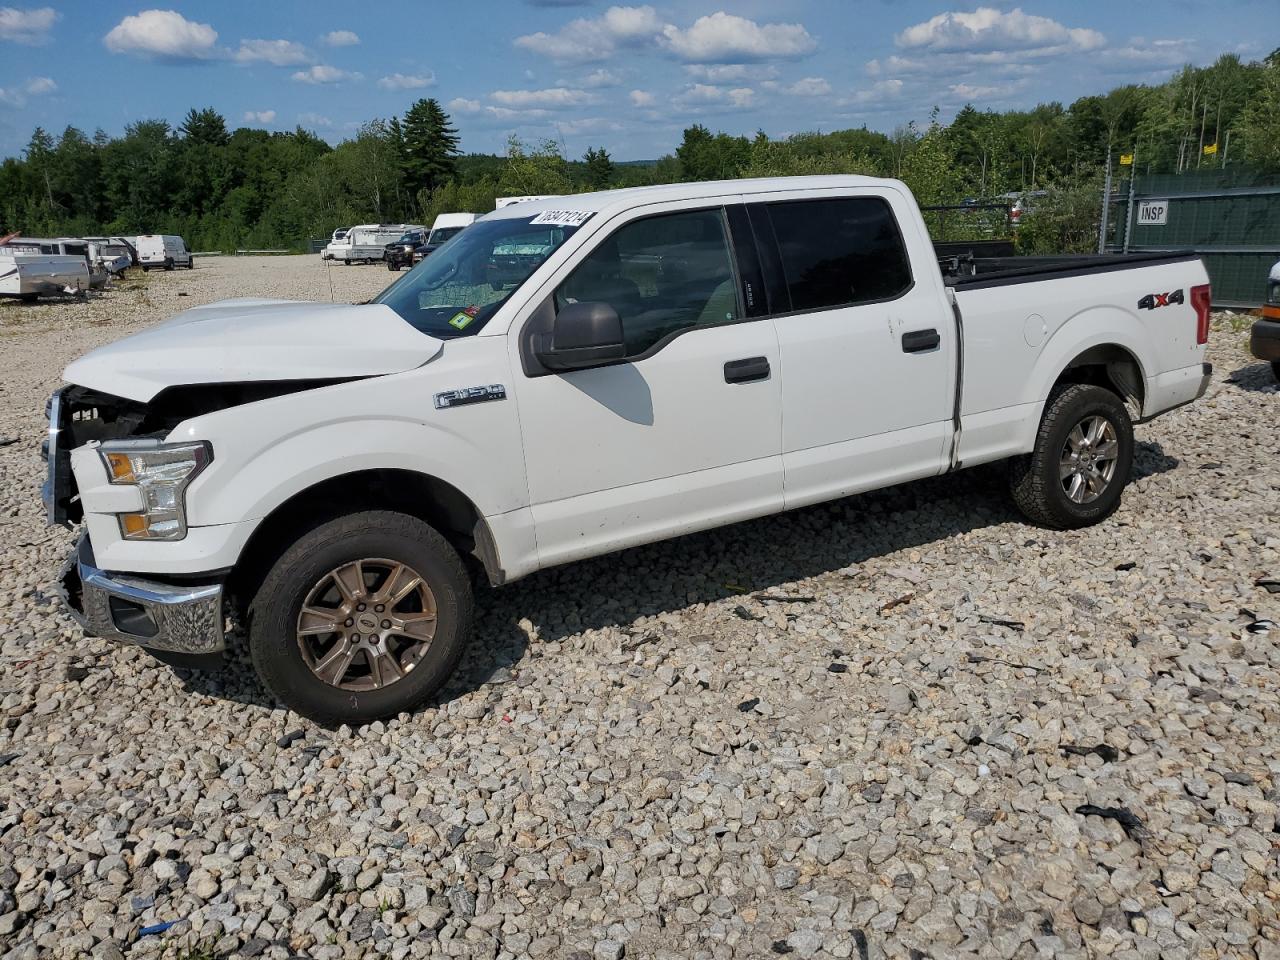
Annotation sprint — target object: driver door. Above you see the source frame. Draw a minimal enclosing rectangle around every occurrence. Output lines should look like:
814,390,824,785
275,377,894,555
510,200,783,569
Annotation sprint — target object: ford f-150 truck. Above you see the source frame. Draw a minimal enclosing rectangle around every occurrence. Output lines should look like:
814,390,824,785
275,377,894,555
43,176,1213,723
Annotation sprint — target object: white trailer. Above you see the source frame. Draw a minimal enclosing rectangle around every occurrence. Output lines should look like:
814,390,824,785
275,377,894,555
330,224,423,264
0,252,90,301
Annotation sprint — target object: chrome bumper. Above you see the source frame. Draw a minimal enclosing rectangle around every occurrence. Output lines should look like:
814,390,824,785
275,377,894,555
56,534,226,654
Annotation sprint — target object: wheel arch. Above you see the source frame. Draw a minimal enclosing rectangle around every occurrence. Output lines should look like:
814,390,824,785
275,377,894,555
1051,342,1147,419
227,468,503,610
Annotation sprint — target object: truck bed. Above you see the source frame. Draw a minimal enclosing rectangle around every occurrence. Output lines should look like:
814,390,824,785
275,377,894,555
941,251,1201,289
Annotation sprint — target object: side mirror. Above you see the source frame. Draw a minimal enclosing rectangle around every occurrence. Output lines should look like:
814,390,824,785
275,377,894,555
535,302,626,371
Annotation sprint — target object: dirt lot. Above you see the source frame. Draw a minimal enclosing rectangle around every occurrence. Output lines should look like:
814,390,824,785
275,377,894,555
0,256,1278,960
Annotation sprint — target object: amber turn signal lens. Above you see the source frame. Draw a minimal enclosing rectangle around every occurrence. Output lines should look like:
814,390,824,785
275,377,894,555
119,513,149,537
105,452,136,483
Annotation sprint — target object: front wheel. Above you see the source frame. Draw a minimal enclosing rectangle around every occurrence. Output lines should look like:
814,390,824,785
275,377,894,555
249,510,473,724
1008,383,1134,529
163,258,174,271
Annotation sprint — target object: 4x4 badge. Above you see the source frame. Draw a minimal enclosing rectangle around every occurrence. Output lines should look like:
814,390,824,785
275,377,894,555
1138,289,1184,310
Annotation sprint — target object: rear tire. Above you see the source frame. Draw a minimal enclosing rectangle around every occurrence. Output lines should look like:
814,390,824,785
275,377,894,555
248,510,473,724
1008,383,1134,529
1271,361,1280,383
163,258,173,271
19,292,37,303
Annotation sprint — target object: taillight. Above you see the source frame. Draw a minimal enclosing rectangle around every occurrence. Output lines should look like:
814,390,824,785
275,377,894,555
1190,283,1211,345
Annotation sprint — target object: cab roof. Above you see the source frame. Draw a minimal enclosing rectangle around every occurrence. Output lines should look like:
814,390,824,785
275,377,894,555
484,175,897,221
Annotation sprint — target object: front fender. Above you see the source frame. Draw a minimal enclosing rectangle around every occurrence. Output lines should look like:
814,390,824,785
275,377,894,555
168,344,526,528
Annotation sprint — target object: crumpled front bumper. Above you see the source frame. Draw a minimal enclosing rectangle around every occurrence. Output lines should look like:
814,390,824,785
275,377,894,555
56,534,226,654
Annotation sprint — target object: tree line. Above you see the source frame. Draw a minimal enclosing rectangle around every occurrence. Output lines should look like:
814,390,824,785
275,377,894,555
1,48,1277,255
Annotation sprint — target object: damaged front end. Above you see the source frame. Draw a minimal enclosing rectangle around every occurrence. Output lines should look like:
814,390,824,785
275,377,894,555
45,379,347,654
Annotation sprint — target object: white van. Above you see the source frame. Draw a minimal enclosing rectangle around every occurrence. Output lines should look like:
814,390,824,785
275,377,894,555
427,212,477,246
137,235,193,271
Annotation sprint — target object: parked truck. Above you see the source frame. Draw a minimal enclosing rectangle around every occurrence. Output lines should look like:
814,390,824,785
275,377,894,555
44,176,1212,723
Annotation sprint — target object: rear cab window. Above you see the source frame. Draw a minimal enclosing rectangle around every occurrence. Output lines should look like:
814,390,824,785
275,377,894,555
760,196,913,313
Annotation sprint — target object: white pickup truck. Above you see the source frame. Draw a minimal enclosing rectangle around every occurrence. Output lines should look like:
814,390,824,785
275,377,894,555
44,176,1213,723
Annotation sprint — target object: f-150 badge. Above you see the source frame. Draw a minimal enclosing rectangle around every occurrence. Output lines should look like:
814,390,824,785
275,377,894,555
1138,289,1184,310
434,385,507,409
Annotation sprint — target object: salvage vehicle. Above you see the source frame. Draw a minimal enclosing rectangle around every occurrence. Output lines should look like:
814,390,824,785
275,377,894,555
44,176,1213,723
383,229,427,271
1250,258,1280,382
137,235,193,271
0,251,89,301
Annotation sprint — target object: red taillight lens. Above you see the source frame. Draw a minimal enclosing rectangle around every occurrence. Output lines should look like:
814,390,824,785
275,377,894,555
1190,283,1211,345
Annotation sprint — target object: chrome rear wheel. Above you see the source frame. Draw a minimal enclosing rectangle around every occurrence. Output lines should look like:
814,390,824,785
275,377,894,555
1059,415,1120,504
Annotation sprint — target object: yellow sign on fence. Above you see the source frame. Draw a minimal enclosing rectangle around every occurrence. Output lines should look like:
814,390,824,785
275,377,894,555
1203,143,1218,155
1119,154,1133,165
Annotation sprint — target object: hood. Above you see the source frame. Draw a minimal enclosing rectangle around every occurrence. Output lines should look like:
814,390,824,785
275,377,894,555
63,298,444,402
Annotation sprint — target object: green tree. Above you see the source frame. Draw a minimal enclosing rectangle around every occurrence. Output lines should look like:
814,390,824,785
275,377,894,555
582,146,615,189
498,136,573,196
401,98,459,198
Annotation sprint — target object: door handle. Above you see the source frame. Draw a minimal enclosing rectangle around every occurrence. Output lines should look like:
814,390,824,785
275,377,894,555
901,329,940,353
724,356,770,384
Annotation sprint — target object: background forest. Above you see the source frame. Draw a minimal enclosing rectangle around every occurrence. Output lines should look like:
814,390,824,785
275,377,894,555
1,49,1277,256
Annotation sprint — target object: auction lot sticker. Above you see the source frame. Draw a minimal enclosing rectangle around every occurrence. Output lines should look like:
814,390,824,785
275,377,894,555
530,209,594,226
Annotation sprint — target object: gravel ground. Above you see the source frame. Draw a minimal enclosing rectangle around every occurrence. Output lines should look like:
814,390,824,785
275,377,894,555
0,256,1278,960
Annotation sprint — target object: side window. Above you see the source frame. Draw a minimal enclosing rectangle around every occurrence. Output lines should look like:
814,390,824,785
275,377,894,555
556,208,738,357
767,197,912,312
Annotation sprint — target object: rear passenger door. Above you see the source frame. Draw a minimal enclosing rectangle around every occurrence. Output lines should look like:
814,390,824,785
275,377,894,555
749,190,955,508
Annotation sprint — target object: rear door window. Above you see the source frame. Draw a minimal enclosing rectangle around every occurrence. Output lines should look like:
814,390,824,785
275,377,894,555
765,197,912,313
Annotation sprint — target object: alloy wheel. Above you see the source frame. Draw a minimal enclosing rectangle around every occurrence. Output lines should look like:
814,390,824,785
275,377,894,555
295,558,437,690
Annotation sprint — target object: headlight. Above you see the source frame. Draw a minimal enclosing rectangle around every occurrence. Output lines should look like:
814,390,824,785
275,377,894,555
99,440,212,541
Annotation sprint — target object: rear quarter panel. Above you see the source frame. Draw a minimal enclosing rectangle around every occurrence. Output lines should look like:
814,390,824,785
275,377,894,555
953,258,1209,463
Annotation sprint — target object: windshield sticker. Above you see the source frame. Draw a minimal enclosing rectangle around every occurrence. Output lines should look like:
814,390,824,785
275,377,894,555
529,209,594,227
448,311,477,330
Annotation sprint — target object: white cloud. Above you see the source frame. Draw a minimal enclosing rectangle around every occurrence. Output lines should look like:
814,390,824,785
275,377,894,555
490,86,598,108
947,82,1018,100
515,5,664,62
378,72,435,90
292,64,359,84
661,12,815,63
629,89,655,107
322,29,359,47
785,76,831,97
448,97,483,113
235,38,310,66
1102,37,1195,66
0,5,57,44
243,109,276,123
839,78,906,107
896,7,1104,56
684,63,776,84
555,117,624,135
104,9,218,60
297,112,332,127
0,74,55,106
580,68,621,87
675,83,755,109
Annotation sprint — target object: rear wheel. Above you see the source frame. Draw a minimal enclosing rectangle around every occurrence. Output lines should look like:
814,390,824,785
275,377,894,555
1271,361,1280,383
249,510,473,724
1009,383,1134,529
19,292,37,303
163,257,174,271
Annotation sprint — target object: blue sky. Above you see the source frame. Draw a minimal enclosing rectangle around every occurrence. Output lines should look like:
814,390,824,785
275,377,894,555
0,1,1272,160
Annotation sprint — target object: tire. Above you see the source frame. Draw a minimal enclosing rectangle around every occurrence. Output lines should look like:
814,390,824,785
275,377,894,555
248,510,473,724
164,258,173,272
1271,361,1280,383
387,261,399,272
186,257,195,270
142,265,150,272
19,292,37,303
1008,383,1134,530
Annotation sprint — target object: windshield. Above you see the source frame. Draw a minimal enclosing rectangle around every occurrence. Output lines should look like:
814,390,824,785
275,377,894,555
394,232,420,245
428,226,466,245
375,214,584,337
